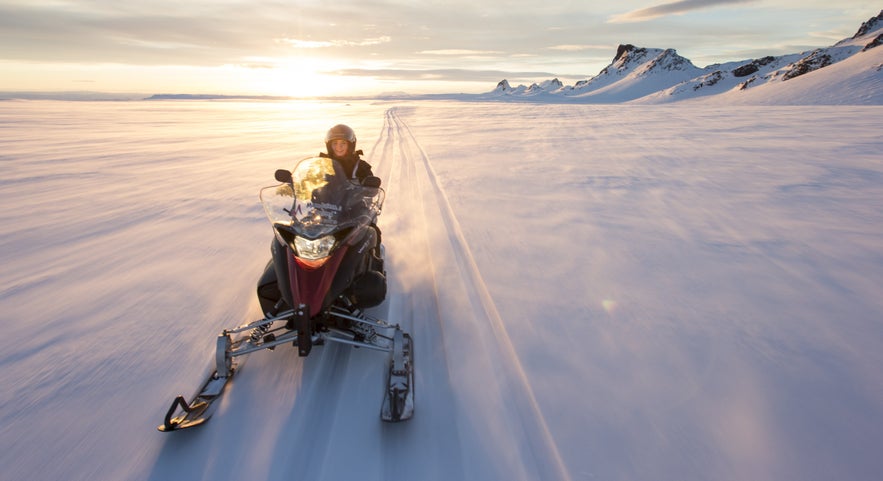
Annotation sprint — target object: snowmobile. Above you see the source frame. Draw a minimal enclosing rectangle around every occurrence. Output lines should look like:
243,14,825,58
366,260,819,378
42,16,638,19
158,156,414,432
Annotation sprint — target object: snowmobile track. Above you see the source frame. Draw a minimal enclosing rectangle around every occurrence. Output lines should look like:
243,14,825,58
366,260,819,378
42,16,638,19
369,108,469,480
368,108,572,481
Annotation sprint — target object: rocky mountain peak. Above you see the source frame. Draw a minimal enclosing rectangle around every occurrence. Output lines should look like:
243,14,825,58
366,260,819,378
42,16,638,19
613,44,637,62
853,10,883,38
612,44,649,65
645,48,696,72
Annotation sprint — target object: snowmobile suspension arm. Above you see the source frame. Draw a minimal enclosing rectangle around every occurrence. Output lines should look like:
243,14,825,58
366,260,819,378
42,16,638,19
223,309,295,335
218,309,399,361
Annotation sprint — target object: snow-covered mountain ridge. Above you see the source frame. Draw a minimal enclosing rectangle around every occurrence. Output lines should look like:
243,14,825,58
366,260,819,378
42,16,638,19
488,10,883,104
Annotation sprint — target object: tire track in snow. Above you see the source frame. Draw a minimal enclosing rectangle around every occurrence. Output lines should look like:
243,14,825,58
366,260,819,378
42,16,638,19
373,108,572,481
368,108,468,481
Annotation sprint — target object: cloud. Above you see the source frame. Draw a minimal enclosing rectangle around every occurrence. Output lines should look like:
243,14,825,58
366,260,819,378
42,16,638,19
279,36,392,49
547,44,610,52
418,49,504,56
609,0,756,23
328,67,565,83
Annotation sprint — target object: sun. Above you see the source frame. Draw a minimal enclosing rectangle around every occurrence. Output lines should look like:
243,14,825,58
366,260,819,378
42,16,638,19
236,57,355,98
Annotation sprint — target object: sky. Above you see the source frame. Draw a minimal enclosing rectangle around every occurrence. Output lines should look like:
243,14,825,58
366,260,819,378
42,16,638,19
0,0,880,97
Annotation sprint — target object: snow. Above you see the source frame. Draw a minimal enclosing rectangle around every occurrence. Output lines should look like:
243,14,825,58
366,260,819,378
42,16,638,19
1,92,882,481
478,13,883,106
695,43,883,105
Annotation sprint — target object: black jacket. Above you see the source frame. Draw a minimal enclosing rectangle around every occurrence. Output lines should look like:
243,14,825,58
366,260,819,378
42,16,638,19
321,150,374,183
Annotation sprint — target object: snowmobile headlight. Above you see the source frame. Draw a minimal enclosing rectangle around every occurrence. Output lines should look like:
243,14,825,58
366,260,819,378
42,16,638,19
294,234,336,260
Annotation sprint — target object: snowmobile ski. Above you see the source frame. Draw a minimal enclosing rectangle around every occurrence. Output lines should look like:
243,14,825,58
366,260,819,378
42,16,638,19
157,333,246,432
157,373,229,432
381,330,414,422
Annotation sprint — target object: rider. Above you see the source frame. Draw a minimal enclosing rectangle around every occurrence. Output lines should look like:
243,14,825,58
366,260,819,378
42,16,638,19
320,123,383,244
256,125,385,316
320,124,375,184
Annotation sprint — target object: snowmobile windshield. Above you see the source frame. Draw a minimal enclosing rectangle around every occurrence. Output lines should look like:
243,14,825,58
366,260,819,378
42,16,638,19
260,156,384,240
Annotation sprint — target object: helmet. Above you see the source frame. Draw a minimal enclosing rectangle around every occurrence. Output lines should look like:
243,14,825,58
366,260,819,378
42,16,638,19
325,124,357,146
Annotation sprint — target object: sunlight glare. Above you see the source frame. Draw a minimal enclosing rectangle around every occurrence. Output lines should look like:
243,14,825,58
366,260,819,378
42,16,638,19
602,299,617,314
242,58,352,98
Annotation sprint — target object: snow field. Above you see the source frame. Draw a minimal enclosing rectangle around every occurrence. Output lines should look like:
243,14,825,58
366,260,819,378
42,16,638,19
1,99,881,481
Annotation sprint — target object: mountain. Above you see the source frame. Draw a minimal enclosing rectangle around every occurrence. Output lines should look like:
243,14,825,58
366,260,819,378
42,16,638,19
559,45,704,102
491,77,564,96
486,10,883,105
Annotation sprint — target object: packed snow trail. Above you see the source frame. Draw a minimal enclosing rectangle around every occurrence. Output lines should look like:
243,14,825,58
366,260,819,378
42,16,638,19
369,108,572,481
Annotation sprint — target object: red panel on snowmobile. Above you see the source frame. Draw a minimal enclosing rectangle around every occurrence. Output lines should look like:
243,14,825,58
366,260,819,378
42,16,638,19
288,245,348,317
